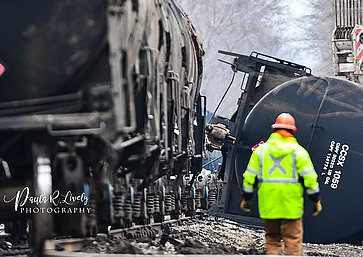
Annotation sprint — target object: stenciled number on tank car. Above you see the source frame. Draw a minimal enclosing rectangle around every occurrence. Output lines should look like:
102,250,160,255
321,140,349,190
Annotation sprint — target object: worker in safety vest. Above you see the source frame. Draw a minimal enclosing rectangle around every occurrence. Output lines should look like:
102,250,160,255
240,113,322,256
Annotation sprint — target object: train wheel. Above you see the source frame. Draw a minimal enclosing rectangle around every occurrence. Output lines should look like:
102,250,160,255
29,142,53,254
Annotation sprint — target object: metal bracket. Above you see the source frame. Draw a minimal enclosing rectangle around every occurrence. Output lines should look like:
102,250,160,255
107,5,137,133
47,122,106,136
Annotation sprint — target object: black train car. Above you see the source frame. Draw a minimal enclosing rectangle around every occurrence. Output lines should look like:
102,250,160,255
0,0,204,252
208,51,363,244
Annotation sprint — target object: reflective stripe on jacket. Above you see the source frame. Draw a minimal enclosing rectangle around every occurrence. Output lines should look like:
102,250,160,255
243,132,320,219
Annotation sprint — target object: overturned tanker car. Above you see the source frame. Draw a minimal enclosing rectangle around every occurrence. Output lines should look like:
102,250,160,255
208,51,363,244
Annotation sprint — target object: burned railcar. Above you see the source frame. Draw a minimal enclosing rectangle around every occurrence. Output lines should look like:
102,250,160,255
0,0,204,252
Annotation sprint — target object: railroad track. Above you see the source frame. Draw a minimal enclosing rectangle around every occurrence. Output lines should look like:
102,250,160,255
0,219,176,256
40,212,207,256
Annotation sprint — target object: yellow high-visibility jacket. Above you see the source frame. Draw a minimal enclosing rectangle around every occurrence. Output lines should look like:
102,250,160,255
243,132,320,219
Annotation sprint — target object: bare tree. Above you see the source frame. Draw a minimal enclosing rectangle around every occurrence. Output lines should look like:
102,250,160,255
291,0,335,76
176,0,308,115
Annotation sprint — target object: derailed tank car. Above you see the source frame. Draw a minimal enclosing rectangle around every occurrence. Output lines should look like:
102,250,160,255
0,0,204,252
208,51,363,244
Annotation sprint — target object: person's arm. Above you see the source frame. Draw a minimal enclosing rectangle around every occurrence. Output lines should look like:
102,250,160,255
240,146,261,211
242,147,260,197
297,148,322,216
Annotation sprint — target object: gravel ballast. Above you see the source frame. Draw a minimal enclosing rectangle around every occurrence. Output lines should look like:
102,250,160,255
79,215,363,256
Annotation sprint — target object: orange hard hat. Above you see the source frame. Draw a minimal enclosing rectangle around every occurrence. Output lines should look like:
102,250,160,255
271,113,297,132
